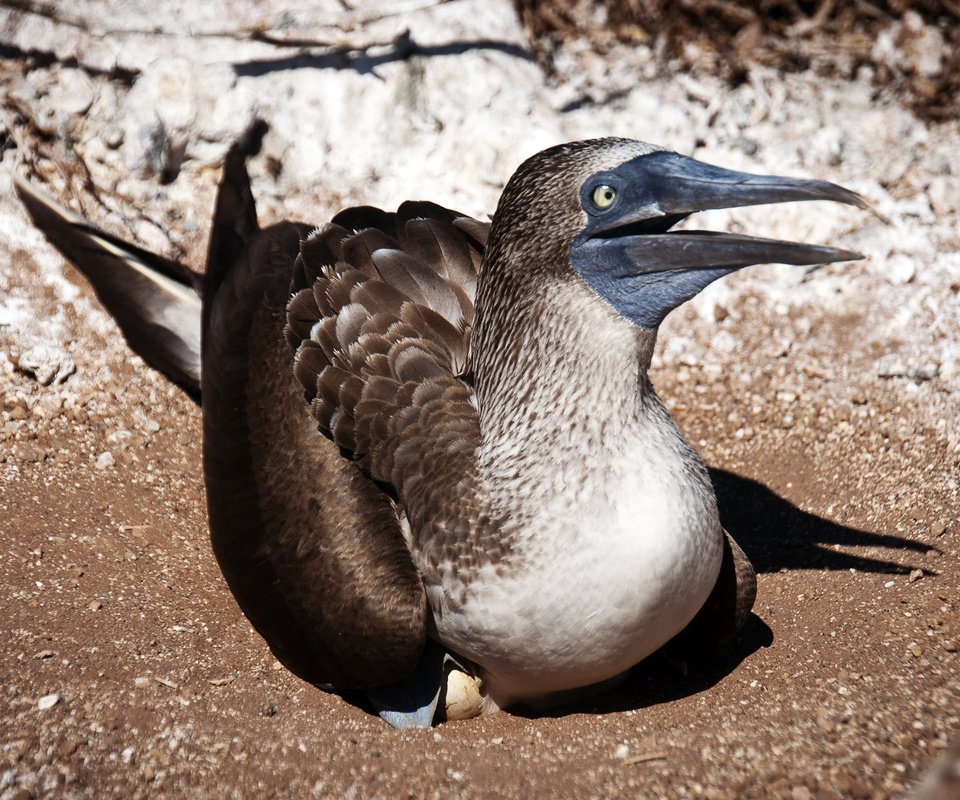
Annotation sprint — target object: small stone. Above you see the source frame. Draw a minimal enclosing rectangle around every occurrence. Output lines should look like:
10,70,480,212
943,640,957,652
34,649,54,660
12,443,43,463
134,676,151,689
884,255,916,285
58,736,80,758
877,359,939,382
37,692,60,710
928,176,960,215
907,642,922,658
913,363,939,381
908,569,923,583
7,401,29,420
33,395,63,419
95,451,116,470
88,600,103,611
815,710,834,734
14,346,77,386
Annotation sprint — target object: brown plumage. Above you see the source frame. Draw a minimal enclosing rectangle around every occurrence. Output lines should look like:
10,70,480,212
18,128,853,716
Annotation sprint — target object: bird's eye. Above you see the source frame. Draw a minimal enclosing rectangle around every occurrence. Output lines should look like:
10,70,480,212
591,184,617,209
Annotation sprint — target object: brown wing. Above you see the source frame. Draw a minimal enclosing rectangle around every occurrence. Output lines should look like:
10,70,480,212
284,204,498,582
202,140,428,689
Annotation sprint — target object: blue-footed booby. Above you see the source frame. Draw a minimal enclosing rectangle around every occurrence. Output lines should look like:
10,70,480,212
16,126,866,727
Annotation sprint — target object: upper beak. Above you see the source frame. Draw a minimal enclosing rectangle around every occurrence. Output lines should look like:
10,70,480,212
584,151,867,273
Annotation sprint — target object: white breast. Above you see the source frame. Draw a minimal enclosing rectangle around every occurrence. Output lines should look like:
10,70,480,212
427,397,723,709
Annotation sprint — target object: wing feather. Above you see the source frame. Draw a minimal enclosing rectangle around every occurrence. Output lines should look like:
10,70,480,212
285,203,496,580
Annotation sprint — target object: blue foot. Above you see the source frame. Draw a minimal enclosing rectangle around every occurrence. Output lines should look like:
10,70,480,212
366,640,459,729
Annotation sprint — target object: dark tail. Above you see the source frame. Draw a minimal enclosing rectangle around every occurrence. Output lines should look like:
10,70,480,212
14,120,273,401
15,178,203,398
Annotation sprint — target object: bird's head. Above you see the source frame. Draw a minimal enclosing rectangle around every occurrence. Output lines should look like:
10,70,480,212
485,138,867,330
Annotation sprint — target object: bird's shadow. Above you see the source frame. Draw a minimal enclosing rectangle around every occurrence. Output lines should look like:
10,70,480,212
708,467,930,575
511,468,933,720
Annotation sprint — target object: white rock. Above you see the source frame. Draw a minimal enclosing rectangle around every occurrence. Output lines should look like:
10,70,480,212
37,693,60,710
928,177,960,216
16,346,76,386
884,255,917,285
872,11,945,78
95,451,116,470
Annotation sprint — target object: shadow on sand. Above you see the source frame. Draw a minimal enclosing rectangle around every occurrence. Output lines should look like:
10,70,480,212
232,33,532,78
709,467,931,575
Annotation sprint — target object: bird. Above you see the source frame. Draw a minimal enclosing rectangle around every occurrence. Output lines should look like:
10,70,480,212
16,123,867,727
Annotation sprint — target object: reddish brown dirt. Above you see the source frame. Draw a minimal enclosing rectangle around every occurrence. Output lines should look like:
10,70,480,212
1,237,957,798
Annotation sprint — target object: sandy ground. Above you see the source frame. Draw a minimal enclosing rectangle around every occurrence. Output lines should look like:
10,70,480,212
1,1,959,798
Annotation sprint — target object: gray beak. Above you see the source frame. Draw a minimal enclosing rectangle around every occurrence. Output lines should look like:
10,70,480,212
571,151,869,329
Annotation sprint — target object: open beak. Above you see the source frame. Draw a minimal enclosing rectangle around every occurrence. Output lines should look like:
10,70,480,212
570,150,868,329
582,151,867,274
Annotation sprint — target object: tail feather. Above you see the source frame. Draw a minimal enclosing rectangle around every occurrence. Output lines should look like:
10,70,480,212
203,118,266,313
14,177,202,397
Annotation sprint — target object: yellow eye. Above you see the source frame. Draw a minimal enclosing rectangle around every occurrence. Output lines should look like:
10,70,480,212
591,184,617,209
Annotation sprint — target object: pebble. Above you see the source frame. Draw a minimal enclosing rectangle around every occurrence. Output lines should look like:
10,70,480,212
95,451,116,470
883,255,916,285
33,395,64,419
134,676,151,688
908,569,923,583
876,359,939,381
872,10,945,77
88,600,103,611
14,346,77,386
11,443,43,463
37,693,60,710
6,396,30,420
927,176,960,215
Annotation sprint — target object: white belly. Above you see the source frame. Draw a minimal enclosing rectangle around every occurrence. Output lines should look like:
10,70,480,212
425,421,724,709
